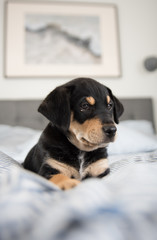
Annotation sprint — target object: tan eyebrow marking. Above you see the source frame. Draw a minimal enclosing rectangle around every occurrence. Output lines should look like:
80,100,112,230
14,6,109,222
86,96,95,105
106,96,111,104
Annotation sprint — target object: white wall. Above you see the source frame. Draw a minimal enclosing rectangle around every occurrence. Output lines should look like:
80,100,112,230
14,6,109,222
0,0,157,127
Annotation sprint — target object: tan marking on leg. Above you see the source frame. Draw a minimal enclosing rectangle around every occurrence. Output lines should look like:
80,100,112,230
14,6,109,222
107,95,111,104
86,96,95,105
82,158,109,179
46,158,80,180
49,174,80,190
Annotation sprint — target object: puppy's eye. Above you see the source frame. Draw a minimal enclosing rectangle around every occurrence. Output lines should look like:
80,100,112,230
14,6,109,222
80,102,90,111
107,102,113,110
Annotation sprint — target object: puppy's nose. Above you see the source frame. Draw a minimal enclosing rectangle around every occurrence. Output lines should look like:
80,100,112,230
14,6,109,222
103,126,117,137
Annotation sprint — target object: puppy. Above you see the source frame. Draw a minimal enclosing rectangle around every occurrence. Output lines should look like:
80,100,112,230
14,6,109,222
23,78,124,190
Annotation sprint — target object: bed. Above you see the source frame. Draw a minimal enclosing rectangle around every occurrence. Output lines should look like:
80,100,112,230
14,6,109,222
0,98,157,240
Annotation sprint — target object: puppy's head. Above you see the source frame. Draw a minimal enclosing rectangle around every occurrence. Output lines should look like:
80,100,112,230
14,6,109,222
38,78,124,151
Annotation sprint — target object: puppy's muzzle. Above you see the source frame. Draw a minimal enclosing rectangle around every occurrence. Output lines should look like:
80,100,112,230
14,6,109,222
103,126,117,138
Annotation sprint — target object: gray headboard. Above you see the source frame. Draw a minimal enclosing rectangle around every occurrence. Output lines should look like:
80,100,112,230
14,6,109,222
0,98,155,131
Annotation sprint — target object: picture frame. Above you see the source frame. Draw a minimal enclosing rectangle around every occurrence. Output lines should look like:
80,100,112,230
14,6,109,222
4,1,121,78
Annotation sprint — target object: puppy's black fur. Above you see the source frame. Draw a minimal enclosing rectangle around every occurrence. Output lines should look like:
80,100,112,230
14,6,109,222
23,78,124,187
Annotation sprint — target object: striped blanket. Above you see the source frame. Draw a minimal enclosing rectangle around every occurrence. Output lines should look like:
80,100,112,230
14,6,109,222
0,150,157,240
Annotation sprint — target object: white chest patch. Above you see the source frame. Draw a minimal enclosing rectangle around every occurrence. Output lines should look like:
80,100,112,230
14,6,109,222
78,152,109,180
46,155,109,181
78,152,85,179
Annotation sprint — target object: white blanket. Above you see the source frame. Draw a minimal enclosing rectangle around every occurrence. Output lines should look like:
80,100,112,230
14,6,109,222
0,150,157,240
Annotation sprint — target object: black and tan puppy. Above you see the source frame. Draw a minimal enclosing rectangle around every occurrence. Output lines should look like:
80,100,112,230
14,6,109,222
23,78,124,190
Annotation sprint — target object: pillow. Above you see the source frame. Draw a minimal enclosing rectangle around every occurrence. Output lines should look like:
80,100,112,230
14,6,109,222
0,125,41,163
119,120,154,135
108,120,157,155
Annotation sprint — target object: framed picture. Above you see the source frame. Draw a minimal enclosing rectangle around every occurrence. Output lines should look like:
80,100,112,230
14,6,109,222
4,1,121,78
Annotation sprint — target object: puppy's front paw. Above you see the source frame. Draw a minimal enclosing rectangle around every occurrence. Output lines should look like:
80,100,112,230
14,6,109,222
49,174,80,190
58,178,80,190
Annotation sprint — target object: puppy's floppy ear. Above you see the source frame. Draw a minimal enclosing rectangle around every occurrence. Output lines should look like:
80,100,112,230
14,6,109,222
107,88,124,124
38,86,71,132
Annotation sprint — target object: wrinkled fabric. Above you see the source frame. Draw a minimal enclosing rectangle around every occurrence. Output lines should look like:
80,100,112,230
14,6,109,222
0,150,157,240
